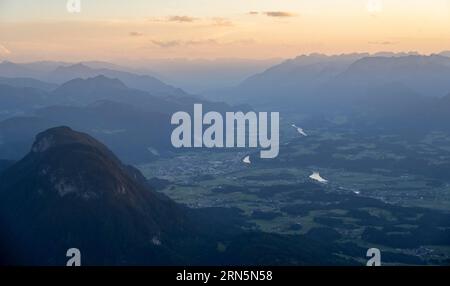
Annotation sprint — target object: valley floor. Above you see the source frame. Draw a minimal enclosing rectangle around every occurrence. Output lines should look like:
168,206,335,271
138,128,450,265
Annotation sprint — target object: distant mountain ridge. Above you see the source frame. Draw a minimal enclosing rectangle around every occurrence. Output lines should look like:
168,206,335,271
0,74,248,163
334,55,450,97
0,77,57,91
0,84,49,119
206,53,450,112
48,63,187,96
0,61,188,97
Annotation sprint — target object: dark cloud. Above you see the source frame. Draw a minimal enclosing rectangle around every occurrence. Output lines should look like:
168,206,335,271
264,11,295,17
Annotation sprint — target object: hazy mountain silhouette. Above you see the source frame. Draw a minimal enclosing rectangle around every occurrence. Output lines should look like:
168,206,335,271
0,61,189,97
0,75,248,163
139,58,282,93
0,100,171,163
48,63,188,96
0,116,57,160
439,51,450,58
0,77,57,91
50,75,185,112
206,53,366,107
0,84,50,119
207,54,450,112
333,55,450,98
35,100,173,163
52,75,129,104
0,73,234,114
0,61,39,78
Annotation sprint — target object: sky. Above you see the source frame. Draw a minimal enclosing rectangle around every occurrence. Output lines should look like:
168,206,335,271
1,0,450,62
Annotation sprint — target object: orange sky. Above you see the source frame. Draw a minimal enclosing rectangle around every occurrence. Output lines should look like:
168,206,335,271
1,0,450,62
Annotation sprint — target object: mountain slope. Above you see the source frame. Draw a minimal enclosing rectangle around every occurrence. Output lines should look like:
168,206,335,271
0,160,13,173
0,126,188,265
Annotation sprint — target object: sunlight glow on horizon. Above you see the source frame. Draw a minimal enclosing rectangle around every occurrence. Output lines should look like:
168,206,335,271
1,0,450,62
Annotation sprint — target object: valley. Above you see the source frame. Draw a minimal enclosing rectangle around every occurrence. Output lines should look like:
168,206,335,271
139,126,450,265
2,53,450,265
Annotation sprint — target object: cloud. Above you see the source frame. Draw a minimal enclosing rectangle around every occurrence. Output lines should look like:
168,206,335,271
211,17,233,27
264,11,295,17
151,40,181,48
231,39,256,45
0,44,11,55
167,15,197,23
186,39,218,46
368,41,395,45
151,39,219,48
148,16,231,27
248,11,259,15
129,31,143,37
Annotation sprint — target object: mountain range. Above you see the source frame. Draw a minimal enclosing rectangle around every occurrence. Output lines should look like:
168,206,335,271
0,75,244,163
205,53,450,113
3,54,450,163
0,61,187,97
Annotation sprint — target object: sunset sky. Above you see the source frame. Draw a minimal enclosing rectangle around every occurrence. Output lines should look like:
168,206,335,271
1,0,450,62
